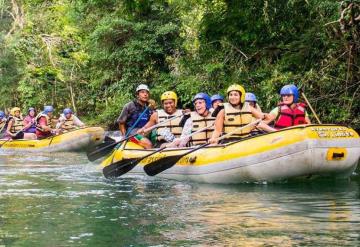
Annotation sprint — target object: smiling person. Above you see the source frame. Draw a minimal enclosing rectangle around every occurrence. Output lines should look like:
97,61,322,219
137,91,183,148
265,84,311,129
209,84,275,144
167,93,215,148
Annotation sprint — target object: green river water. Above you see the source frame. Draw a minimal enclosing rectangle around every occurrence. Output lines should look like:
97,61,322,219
0,151,359,246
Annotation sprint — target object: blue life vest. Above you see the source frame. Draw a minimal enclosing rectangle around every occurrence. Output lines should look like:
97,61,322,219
125,101,152,130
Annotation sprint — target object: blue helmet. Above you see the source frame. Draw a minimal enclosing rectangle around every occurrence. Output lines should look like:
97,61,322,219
0,111,5,119
28,107,35,113
245,93,257,102
44,105,54,113
193,93,212,110
210,94,224,104
280,84,299,103
63,108,72,115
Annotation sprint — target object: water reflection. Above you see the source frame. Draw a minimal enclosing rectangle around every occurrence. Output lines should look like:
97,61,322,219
0,152,359,246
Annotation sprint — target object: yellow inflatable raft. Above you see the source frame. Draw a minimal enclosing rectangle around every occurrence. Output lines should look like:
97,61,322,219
0,127,105,152
101,124,360,184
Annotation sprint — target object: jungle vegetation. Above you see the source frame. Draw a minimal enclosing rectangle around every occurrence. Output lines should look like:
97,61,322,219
0,0,359,130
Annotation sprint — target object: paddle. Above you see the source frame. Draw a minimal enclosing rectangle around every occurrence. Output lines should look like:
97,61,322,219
87,114,184,162
102,124,214,178
103,146,167,178
301,93,322,124
0,128,27,148
143,119,262,176
125,106,149,137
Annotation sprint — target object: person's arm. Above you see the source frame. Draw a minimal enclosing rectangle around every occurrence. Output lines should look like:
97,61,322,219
117,103,131,135
208,109,225,144
6,119,15,137
73,115,85,127
23,118,32,131
177,118,193,147
39,117,52,132
262,107,278,125
55,116,64,129
250,106,276,132
137,112,158,134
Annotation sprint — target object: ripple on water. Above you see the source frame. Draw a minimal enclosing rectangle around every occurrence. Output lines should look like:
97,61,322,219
0,150,359,246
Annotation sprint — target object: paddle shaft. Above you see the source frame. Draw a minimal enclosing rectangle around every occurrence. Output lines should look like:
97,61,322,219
301,93,321,124
174,119,261,156
102,123,214,178
143,119,262,176
125,106,149,137
87,113,185,161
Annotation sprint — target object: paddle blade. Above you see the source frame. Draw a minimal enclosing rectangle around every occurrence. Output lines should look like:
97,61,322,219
143,154,184,176
86,142,119,162
103,158,138,178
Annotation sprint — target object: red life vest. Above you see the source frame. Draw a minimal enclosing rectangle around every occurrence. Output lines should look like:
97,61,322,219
274,103,307,129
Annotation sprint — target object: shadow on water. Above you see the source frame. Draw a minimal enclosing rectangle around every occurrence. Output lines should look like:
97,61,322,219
0,150,359,246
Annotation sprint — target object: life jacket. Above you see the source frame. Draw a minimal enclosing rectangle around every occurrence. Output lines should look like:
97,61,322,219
223,102,253,138
156,109,183,141
8,116,24,134
274,103,307,129
190,111,215,145
24,115,37,133
126,101,152,130
0,118,7,132
35,113,51,132
62,115,75,132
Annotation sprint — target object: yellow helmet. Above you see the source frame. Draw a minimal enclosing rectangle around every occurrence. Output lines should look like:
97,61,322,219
226,84,246,103
10,107,21,116
160,91,178,106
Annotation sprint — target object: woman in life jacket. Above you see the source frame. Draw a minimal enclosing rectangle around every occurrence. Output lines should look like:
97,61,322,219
209,84,275,144
167,92,215,147
23,107,37,134
6,107,37,140
56,108,85,133
266,84,311,129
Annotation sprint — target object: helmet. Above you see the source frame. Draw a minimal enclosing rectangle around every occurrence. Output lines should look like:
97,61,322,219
280,84,299,103
210,94,224,103
192,93,211,110
136,84,150,93
63,108,72,115
161,91,178,106
245,93,257,102
44,105,54,113
28,107,35,112
0,111,5,118
10,107,21,116
226,84,246,103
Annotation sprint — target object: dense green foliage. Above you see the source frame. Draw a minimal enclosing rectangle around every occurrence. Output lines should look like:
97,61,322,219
0,0,359,129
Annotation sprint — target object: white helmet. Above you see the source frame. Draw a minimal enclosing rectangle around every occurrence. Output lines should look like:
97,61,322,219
136,84,150,93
